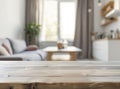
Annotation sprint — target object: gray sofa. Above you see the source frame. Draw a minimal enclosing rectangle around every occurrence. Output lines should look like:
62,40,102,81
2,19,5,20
0,38,46,61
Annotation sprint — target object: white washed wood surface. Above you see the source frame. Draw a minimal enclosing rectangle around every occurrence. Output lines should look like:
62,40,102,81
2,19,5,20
0,61,120,83
0,61,120,89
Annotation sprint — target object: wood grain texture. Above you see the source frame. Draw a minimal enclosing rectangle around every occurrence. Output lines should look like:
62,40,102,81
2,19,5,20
0,61,120,89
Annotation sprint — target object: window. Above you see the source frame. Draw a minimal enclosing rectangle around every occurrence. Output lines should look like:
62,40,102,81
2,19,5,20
40,0,76,41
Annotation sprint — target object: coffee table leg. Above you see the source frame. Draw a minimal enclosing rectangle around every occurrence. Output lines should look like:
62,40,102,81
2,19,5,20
69,52,77,61
47,52,53,61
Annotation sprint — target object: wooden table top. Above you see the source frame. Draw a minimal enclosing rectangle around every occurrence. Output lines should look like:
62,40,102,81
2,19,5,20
43,46,81,52
0,61,120,84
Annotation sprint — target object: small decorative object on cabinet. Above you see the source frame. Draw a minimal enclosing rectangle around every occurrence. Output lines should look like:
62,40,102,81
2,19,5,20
91,32,97,41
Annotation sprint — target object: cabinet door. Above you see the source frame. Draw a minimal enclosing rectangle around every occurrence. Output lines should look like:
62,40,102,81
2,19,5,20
109,40,120,61
93,40,108,61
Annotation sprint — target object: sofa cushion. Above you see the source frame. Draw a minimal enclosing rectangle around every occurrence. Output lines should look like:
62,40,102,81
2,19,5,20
36,50,47,60
0,38,13,54
9,39,27,54
13,50,46,61
13,51,41,61
0,45,10,56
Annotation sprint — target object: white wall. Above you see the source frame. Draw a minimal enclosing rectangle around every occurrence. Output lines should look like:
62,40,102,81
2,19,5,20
94,0,109,33
0,0,25,39
94,0,103,32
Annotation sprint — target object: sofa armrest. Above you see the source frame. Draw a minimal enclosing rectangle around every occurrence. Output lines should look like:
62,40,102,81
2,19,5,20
0,56,22,61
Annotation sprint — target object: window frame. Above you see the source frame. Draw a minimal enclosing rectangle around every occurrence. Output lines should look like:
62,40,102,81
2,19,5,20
40,0,76,42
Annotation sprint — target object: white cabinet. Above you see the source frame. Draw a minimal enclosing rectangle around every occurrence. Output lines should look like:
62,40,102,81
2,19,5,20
93,40,120,61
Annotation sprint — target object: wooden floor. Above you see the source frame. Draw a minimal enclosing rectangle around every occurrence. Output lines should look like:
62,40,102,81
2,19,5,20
0,61,120,89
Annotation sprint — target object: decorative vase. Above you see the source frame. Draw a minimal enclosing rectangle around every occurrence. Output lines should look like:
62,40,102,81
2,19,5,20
57,40,64,49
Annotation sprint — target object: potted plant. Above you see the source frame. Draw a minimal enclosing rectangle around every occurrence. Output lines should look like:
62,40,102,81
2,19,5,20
25,23,41,45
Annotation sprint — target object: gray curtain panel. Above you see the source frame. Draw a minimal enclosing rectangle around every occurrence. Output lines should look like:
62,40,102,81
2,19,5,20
74,0,94,59
25,0,40,24
25,0,43,45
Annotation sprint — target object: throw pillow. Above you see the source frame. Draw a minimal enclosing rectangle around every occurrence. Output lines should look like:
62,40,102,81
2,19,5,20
26,45,38,51
2,43,11,55
0,38,13,55
9,39,27,53
0,45,10,56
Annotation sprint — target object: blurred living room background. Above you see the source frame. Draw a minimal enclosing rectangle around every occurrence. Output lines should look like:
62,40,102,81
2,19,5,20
0,0,120,61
